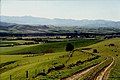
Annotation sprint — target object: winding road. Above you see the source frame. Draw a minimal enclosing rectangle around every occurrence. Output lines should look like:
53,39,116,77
63,64,98,80
95,57,114,80
62,57,114,80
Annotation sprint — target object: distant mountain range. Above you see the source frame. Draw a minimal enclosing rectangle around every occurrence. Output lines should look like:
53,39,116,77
0,16,120,33
1,16,120,28
0,21,120,34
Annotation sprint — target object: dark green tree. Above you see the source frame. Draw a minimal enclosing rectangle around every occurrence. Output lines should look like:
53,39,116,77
65,43,74,63
66,43,74,52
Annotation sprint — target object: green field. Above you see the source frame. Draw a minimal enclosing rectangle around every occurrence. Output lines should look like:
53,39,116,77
82,38,120,80
0,44,39,54
0,38,120,80
0,40,36,47
0,39,100,55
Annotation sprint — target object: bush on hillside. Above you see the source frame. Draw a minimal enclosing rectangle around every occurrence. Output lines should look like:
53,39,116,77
108,43,115,47
93,49,98,53
66,43,74,52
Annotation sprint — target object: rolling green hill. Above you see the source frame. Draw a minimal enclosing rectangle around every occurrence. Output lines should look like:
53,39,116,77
1,51,104,80
82,38,120,80
0,38,120,80
0,39,102,80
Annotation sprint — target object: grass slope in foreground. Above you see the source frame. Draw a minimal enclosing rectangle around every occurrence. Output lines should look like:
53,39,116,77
0,39,103,80
82,38,120,80
1,51,104,80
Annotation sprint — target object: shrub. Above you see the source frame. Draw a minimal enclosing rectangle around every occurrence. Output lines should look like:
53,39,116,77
93,49,98,53
66,43,74,52
108,43,115,47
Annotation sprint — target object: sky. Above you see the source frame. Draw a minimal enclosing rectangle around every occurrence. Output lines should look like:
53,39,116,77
1,0,120,21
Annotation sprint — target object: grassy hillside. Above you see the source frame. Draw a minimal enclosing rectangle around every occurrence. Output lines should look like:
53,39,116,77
0,51,104,80
0,39,100,55
82,38,120,80
0,39,103,80
1,38,120,80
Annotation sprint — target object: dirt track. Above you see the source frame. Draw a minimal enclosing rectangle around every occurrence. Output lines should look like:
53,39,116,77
95,57,114,80
62,60,106,80
62,57,114,80
63,65,97,80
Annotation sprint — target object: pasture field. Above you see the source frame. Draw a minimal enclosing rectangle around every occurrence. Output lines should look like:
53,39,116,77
0,51,104,80
82,38,120,80
0,40,36,47
0,40,34,44
0,39,101,55
0,38,120,80
0,39,102,80
0,44,39,54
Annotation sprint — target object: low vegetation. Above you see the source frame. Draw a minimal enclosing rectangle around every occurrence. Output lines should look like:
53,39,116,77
0,51,104,80
0,38,120,80
82,38,120,80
